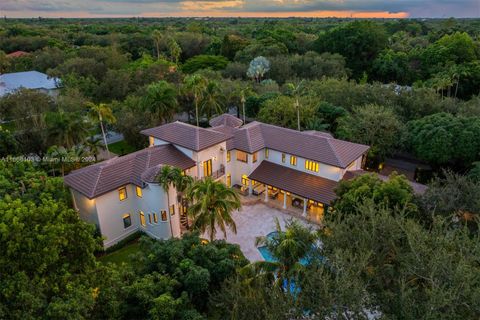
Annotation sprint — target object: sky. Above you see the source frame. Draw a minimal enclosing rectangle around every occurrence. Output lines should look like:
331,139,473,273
1,0,479,18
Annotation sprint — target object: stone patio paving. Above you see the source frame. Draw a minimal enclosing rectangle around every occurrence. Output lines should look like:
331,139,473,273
204,203,317,261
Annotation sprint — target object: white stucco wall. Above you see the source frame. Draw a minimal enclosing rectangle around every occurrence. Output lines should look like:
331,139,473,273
71,189,99,228
194,142,227,179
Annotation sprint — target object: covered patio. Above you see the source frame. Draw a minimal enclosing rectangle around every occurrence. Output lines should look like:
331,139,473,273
246,161,338,224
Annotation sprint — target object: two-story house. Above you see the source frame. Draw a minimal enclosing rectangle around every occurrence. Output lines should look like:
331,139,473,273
65,114,370,247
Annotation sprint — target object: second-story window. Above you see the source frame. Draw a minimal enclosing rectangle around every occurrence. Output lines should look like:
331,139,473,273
237,151,248,163
290,156,297,166
118,187,127,201
136,186,142,198
203,159,212,177
305,160,319,172
282,153,286,163
252,152,258,163
265,148,269,159
227,151,231,162
149,136,154,147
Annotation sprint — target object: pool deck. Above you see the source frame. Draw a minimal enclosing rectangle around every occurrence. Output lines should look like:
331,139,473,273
204,203,317,261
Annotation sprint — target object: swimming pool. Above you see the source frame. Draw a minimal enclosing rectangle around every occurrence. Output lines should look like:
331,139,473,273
257,231,313,266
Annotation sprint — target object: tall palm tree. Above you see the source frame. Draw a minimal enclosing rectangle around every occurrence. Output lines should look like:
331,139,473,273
45,111,89,148
143,81,177,124
152,30,163,60
157,165,178,237
87,102,116,157
184,74,207,126
285,80,305,131
187,178,241,242
200,80,225,120
255,218,319,291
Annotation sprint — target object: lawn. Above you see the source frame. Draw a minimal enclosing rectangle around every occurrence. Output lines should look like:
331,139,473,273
108,140,138,155
98,241,141,265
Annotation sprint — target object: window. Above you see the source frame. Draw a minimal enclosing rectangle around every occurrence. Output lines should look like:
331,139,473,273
265,148,269,159
227,151,231,162
123,214,131,228
226,173,231,187
203,159,212,177
153,213,158,223
305,160,319,172
169,204,175,216
290,156,297,166
149,136,154,147
252,152,258,163
282,153,286,163
161,210,167,221
241,174,249,189
237,151,248,163
148,213,152,224
139,211,146,227
118,187,127,201
136,186,142,198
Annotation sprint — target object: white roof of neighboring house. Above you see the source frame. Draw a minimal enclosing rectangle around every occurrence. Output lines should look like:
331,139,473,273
0,71,61,96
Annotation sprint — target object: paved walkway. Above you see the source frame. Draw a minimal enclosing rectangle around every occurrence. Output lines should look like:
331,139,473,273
205,203,316,261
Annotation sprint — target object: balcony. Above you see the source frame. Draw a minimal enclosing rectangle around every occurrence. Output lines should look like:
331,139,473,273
210,165,225,180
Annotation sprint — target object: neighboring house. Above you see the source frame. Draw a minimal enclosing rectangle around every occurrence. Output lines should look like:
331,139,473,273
0,71,61,97
6,51,30,58
65,114,372,247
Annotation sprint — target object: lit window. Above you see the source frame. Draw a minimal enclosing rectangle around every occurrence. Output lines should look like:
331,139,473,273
148,213,152,224
153,213,158,223
305,160,319,172
282,153,286,163
226,173,231,187
118,187,127,201
123,214,131,228
161,210,167,221
149,136,154,147
237,151,248,163
139,211,146,227
252,152,258,163
241,174,249,189
265,148,269,159
203,159,212,177
290,156,297,166
169,204,175,216
227,151,231,162
136,186,142,198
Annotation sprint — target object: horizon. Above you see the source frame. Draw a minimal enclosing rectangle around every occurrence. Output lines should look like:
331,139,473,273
1,0,479,19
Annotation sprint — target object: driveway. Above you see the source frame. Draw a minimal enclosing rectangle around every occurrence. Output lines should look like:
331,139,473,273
205,203,317,261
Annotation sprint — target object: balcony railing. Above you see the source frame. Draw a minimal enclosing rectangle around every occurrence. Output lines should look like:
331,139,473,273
210,165,225,180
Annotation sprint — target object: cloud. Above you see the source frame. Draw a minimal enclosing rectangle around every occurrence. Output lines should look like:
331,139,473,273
1,0,479,17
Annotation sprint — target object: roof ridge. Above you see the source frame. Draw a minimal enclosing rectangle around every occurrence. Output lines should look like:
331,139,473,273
91,165,105,198
326,138,343,167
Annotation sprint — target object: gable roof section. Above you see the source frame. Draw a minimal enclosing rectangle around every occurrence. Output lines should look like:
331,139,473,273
211,120,369,168
209,114,243,128
64,144,195,199
140,121,231,152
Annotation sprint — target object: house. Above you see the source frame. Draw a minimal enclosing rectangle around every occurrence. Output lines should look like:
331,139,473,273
65,114,370,247
6,51,30,58
0,71,61,97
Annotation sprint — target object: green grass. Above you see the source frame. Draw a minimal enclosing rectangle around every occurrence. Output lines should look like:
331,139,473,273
108,140,137,155
98,241,141,265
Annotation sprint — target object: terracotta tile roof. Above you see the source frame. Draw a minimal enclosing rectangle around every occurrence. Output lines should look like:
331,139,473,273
248,161,338,204
209,114,243,128
64,144,195,199
211,120,369,169
343,170,428,195
6,51,29,58
140,121,231,152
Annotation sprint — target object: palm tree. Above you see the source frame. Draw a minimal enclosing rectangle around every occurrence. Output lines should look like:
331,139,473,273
187,178,241,242
143,81,177,124
255,218,319,291
45,111,89,148
200,80,225,120
285,80,305,131
46,145,68,177
184,74,207,126
84,136,102,161
152,30,163,60
157,165,178,237
87,102,116,157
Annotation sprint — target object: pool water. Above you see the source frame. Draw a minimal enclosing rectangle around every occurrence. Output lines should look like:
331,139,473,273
258,246,310,265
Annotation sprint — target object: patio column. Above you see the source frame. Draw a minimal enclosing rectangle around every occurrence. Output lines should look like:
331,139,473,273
283,191,287,209
248,179,253,196
303,198,307,216
264,184,269,202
